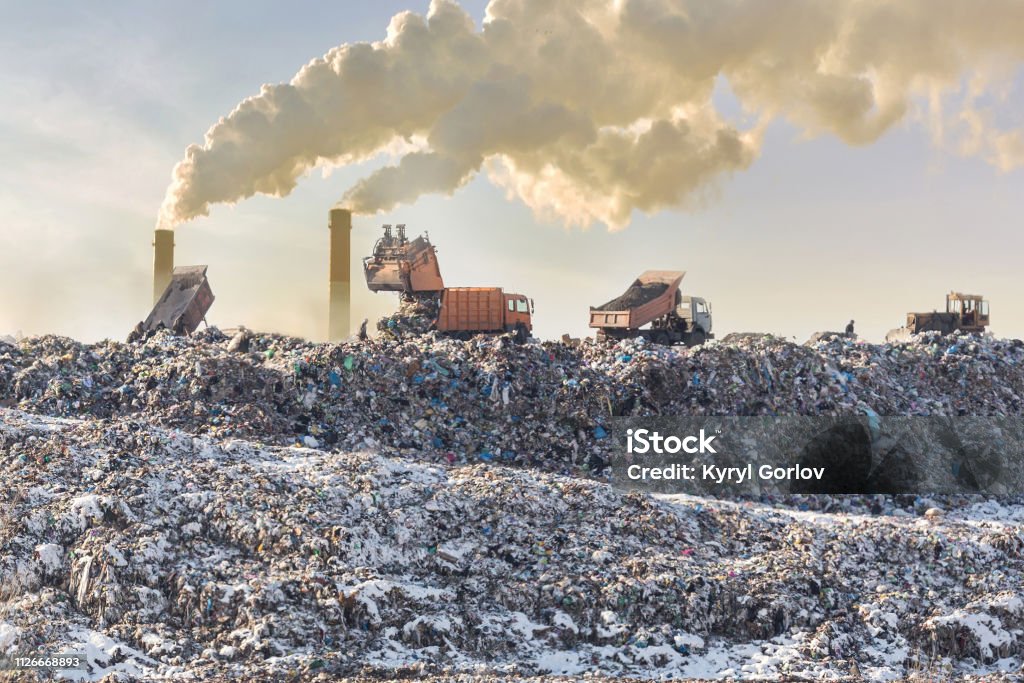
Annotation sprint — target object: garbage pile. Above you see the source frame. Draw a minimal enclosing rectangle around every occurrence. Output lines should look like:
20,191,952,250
2,331,1024,478
376,297,440,338
2,408,1023,681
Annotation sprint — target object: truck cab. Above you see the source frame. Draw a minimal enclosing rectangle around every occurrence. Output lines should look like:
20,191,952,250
504,293,533,334
677,295,712,339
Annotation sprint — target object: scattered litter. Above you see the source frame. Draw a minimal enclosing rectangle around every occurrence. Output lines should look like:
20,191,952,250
1,327,1024,679
4,329,1024,475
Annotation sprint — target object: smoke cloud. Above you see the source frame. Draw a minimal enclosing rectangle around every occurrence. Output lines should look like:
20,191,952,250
158,0,1024,230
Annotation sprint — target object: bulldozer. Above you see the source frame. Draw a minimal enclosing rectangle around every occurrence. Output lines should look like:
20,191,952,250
362,224,444,298
886,292,990,342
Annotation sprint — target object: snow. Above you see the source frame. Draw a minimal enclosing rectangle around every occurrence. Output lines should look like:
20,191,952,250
69,494,104,528
5,408,1024,680
927,610,1017,661
0,622,20,653
56,628,158,681
34,543,64,571
103,543,127,568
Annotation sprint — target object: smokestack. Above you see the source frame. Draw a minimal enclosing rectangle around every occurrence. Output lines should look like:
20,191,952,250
328,207,352,341
153,229,174,304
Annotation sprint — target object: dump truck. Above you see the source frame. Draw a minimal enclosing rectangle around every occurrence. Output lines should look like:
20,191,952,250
435,287,533,343
365,224,534,342
886,292,990,342
363,224,444,297
129,265,215,341
590,270,713,346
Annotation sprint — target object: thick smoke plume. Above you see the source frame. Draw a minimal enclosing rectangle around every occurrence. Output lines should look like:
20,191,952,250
158,0,1024,230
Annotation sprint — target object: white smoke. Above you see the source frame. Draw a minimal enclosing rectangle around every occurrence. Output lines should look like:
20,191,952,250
158,0,1024,230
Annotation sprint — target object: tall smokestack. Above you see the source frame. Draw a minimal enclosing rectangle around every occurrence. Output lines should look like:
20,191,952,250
328,207,352,341
153,229,174,304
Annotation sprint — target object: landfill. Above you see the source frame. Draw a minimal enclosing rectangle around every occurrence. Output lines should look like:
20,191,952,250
2,328,1024,680
4,329,1024,470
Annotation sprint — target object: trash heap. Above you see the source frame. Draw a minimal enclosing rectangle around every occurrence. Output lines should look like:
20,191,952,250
1,409,1023,681
376,297,440,338
2,331,1024,478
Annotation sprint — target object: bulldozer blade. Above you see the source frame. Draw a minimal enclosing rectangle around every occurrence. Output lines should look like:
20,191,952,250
885,327,913,343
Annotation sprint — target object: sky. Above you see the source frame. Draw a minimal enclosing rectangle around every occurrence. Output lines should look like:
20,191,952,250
1,0,1022,344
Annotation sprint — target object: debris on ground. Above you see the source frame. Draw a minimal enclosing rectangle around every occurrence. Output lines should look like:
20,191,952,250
2,330,1024,473
3,329,1024,680
2,409,1024,680
376,297,441,338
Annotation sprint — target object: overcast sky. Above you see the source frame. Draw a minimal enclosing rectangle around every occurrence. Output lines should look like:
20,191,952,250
1,1,1022,344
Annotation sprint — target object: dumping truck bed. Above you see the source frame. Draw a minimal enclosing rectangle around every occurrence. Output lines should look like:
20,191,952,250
363,225,444,294
139,265,214,336
436,288,505,332
590,271,686,330
589,269,713,346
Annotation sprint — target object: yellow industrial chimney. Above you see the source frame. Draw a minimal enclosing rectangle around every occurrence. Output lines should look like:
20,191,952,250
153,229,174,305
328,207,352,341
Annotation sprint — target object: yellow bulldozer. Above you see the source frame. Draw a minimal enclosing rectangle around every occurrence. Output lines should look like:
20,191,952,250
886,292,990,342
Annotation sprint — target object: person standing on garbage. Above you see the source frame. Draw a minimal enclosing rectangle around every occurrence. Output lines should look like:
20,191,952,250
845,320,855,336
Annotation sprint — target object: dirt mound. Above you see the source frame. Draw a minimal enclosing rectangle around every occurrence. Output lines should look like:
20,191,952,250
593,282,669,311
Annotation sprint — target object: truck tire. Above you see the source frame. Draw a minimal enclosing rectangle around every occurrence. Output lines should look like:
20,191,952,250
686,330,706,348
513,323,528,344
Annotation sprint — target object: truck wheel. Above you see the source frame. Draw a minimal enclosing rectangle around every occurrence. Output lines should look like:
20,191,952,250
687,330,706,348
513,323,528,344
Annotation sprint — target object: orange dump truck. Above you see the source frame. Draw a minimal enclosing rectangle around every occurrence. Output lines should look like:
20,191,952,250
590,270,713,346
436,287,533,343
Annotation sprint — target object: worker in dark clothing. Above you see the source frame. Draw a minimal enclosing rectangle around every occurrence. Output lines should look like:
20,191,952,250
845,320,855,336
